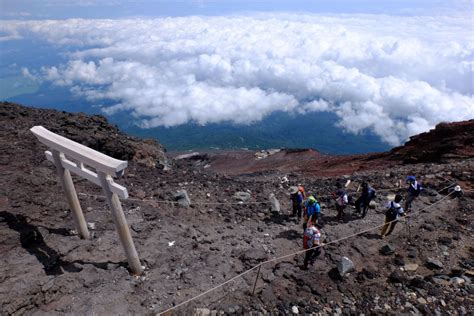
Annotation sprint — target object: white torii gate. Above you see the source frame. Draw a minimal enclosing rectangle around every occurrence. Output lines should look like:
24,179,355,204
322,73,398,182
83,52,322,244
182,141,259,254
30,126,143,275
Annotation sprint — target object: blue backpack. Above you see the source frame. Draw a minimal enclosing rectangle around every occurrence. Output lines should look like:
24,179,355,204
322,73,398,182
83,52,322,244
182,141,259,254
306,202,320,217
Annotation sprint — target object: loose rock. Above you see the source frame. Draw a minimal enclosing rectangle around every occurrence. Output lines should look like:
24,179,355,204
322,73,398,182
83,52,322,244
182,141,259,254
380,244,395,255
194,308,211,316
426,258,444,270
404,263,419,272
421,223,435,231
432,276,450,286
269,193,281,213
450,277,465,286
233,191,251,201
369,200,378,209
174,190,191,207
388,270,407,284
438,236,452,245
337,257,355,277
291,306,299,314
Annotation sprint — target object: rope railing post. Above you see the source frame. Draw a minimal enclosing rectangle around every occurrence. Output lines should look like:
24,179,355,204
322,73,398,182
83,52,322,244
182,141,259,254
251,264,262,296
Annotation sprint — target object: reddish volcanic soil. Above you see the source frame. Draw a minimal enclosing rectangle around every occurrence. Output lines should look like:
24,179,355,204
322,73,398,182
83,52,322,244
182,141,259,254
185,120,474,177
196,149,389,177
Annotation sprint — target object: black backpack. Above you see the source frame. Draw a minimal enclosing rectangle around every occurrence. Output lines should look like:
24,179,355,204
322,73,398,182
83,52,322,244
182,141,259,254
385,202,400,219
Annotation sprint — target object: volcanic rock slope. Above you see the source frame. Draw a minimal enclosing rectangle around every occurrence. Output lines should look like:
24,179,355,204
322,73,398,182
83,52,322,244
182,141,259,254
0,102,473,315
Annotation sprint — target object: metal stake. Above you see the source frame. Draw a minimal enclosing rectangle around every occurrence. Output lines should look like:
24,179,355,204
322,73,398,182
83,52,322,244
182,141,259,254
252,265,262,296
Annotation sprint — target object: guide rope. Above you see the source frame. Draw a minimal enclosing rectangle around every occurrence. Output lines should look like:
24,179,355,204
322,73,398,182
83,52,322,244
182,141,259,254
77,183,432,206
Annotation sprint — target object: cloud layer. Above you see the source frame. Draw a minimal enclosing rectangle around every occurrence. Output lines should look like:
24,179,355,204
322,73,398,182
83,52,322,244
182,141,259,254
1,13,473,145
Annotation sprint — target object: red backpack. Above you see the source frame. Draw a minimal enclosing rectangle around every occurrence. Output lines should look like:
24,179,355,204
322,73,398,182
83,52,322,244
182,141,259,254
303,227,320,249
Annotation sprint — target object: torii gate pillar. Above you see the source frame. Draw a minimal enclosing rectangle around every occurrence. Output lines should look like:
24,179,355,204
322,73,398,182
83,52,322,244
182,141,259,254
51,149,90,239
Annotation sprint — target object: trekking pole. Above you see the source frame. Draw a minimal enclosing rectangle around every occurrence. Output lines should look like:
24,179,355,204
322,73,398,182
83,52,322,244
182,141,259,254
251,264,262,296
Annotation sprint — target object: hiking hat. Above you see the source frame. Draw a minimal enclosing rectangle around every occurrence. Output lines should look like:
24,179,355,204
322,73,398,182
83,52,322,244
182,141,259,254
289,186,298,194
406,176,416,182
308,196,316,203
454,185,462,192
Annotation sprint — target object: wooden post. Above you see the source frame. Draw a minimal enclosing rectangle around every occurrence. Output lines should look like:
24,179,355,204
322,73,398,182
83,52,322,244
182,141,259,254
51,150,90,239
98,171,143,275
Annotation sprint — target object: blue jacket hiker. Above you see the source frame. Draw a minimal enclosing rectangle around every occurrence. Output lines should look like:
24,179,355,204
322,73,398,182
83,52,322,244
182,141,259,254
405,176,422,212
303,196,321,230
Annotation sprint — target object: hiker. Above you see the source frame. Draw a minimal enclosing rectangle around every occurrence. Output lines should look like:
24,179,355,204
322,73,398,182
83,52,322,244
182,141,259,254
335,182,348,222
381,194,405,237
404,176,422,212
298,185,307,200
290,187,304,219
302,222,322,270
354,182,376,218
303,195,321,230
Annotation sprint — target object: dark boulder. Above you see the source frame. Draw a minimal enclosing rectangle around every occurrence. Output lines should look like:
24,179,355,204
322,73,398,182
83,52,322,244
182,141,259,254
380,244,395,255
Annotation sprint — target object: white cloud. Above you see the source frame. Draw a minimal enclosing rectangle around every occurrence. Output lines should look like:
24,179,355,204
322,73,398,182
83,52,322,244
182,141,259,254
20,67,39,81
0,13,473,145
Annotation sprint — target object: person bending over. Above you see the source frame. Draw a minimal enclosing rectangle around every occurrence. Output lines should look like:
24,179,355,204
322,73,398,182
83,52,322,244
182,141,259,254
381,194,405,238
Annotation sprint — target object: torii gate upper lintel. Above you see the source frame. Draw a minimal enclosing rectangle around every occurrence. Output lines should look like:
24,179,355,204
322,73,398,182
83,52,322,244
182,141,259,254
30,125,142,275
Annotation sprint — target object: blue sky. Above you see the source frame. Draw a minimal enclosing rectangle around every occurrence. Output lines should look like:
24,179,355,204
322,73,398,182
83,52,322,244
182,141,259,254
1,0,471,19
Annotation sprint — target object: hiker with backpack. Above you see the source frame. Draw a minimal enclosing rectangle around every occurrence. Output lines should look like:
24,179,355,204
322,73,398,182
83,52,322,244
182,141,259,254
335,182,349,222
290,186,304,219
381,194,405,237
354,182,376,218
303,195,321,231
302,221,322,270
404,176,422,212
